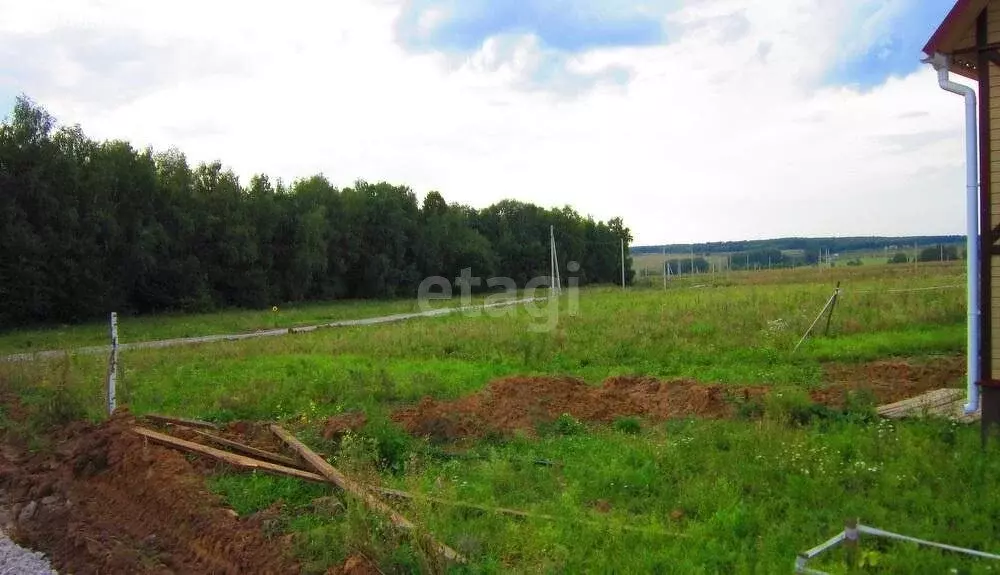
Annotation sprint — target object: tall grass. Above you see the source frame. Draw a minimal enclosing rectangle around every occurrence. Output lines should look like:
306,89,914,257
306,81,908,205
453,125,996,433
0,262,987,573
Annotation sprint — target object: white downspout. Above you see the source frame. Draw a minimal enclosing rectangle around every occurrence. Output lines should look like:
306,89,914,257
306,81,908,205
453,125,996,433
925,52,981,414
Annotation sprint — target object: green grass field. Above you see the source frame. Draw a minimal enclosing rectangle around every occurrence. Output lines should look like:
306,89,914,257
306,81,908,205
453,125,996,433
3,261,999,574
0,293,522,356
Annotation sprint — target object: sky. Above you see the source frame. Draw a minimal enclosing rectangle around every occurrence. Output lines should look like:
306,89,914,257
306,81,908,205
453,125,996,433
0,0,971,246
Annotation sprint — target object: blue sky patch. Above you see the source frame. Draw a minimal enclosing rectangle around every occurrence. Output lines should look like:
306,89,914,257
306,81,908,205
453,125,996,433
827,1,955,89
0,88,16,118
396,0,672,53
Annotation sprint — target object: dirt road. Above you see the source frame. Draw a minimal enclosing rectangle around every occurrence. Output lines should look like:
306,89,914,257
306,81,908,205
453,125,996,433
1,296,547,363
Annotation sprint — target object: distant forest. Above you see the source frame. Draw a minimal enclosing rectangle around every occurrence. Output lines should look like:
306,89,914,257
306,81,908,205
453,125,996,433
634,236,966,257
0,97,634,327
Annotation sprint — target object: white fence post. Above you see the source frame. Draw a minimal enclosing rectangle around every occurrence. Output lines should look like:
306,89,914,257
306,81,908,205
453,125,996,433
107,312,118,415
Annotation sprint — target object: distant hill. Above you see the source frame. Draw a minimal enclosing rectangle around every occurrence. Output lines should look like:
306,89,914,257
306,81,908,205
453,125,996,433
632,236,965,256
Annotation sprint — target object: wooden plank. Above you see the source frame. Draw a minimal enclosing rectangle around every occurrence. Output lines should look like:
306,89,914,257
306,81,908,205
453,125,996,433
270,425,465,565
876,389,982,423
188,428,306,470
958,24,976,50
143,413,219,430
132,426,326,482
878,389,963,415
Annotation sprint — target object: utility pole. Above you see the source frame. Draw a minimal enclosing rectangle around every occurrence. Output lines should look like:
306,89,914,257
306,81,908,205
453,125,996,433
549,226,562,294
621,237,626,289
662,245,667,290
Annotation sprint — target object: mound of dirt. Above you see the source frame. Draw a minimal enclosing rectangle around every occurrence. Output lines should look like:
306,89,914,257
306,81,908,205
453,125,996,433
0,410,300,575
392,376,768,442
392,356,967,441
815,356,966,407
322,413,367,441
325,554,380,575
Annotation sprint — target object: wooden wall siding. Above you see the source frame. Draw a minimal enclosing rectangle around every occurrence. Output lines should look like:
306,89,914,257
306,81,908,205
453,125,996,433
959,21,977,51
991,1,1000,43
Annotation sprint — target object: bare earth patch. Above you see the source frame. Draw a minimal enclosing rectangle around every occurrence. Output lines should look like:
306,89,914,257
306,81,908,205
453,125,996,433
392,375,769,442
0,411,300,575
813,355,965,407
393,356,966,441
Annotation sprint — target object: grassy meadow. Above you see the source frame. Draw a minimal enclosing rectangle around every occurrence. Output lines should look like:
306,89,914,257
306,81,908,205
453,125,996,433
3,260,1000,573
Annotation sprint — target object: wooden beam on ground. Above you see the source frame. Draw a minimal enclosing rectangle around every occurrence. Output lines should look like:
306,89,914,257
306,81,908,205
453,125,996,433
143,413,219,430
877,389,980,423
269,424,465,565
188,428,306,469
877,389,964,418
132,426,325,483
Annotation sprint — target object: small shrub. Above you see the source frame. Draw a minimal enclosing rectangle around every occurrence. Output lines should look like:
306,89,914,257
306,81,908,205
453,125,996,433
842,388,878,424
727,390,765,420
764,388,823,426
541,413,587,436
613,416,642,435
374,369,398,402
362,418,415,475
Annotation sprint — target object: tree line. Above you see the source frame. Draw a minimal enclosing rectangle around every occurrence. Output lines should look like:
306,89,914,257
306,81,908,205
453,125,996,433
633,235,966,257
0,97,634,327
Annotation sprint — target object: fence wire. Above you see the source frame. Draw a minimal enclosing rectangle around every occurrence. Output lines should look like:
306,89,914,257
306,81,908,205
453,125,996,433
795,523,1000,574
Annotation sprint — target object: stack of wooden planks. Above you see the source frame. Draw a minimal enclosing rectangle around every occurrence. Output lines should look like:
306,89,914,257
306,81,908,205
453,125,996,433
877,389,980,423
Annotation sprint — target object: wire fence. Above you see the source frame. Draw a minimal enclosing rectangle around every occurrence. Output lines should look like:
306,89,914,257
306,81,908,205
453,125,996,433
795,521,1000,574
848,284,963,295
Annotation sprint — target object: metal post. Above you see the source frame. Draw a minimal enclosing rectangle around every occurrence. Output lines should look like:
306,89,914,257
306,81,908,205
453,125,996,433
844,518,859,569
107,312,119,415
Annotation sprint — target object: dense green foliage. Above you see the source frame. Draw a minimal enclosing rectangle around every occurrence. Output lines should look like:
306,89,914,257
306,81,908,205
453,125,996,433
888,252,911,264
919,244,960,262
634,235,966,256
0,97,634,327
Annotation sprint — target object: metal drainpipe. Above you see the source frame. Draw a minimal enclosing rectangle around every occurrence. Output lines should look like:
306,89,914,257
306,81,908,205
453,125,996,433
925,53,981,414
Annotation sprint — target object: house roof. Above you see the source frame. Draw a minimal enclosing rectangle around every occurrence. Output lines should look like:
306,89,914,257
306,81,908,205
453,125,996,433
922,0,987,79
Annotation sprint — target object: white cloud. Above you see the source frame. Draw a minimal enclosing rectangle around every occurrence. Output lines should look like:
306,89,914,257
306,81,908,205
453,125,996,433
0,0,971,244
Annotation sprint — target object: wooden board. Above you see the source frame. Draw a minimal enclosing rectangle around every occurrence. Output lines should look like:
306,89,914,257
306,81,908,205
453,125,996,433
877,389,980,423
188,428,305,469
143,413,219,430
132,427,326,482
270,425,466,565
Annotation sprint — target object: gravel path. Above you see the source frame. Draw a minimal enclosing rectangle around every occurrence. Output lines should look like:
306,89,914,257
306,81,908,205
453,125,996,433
0,296,547,363
0,531,57,574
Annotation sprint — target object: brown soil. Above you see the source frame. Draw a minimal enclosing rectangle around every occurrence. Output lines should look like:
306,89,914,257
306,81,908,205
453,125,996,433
322,412,368,441
325,554,381,575
814,355,966,407
392,375,769,442
0,410,300,575
393,356,967,441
